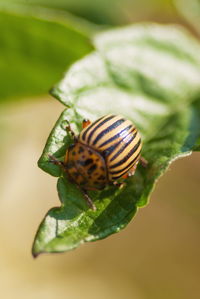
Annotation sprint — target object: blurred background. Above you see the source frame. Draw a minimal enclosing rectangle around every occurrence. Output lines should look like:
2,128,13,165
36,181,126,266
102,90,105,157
0,0,200,298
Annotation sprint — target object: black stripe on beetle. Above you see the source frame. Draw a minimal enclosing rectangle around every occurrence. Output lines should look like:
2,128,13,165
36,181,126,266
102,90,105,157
110,151,141,175
101,128,134,157
110,130,138,162
102,129,135,157
98,124,133,148
81,115,105,141
86,115,116,144
110,139,141,169
92,118,126,145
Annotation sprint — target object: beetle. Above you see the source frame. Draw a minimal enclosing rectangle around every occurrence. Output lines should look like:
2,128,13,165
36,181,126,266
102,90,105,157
49,114,147,210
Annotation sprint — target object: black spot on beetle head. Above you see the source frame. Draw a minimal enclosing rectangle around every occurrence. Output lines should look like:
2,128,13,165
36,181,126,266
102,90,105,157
85,158,93,166
98,175,105,180
78,146,84,153
87,164,97,175
77,158,93,167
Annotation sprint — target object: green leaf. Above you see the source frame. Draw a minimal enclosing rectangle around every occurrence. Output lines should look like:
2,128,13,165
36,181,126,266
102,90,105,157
3,0,131,25
0,5,93,102
32,24,200,256
175,0,200,35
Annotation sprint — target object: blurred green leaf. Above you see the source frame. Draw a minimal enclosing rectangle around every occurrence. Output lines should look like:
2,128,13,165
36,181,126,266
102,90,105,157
175,0,200,35
0,6,93,102
4,0,179,26
2,0,125,25
33,24,200,256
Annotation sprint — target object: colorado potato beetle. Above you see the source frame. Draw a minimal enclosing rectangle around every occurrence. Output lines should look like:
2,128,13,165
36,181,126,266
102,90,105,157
50,114,147,210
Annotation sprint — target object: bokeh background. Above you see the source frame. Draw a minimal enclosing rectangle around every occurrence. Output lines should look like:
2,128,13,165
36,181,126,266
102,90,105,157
0,1,200,298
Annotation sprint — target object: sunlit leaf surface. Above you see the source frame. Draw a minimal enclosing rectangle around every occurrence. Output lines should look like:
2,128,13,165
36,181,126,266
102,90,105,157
33,24,200,256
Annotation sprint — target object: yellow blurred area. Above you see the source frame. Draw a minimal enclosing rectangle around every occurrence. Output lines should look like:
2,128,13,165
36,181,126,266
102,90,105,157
0,98,200,299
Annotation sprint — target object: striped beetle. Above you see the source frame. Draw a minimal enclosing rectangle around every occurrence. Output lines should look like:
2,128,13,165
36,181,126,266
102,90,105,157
49,115,147,210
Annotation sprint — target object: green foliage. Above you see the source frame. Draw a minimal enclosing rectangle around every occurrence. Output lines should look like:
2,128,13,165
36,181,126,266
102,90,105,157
32,24,200,256
0,4,93,102
175,0,200,34
1,0,125,25
3,0,178,25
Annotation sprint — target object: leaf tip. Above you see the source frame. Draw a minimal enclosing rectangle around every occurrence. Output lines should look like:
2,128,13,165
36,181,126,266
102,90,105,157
32,243,45,259
31,244,40,258
49,86,57,98
49,85,61,102
32,251,39,259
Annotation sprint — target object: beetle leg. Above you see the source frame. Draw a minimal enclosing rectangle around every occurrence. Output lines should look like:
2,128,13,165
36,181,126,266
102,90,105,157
127,164,138,177
64,119,78,142
113,181,126,189
140,156,148,168
66,124,78,142
48,154,66,171
64,149,69,164
82,119,91,129
76,185,96,211
83,190,97,211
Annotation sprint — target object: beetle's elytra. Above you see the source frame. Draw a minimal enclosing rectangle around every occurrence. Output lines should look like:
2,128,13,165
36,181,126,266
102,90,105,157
50,114,145,210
